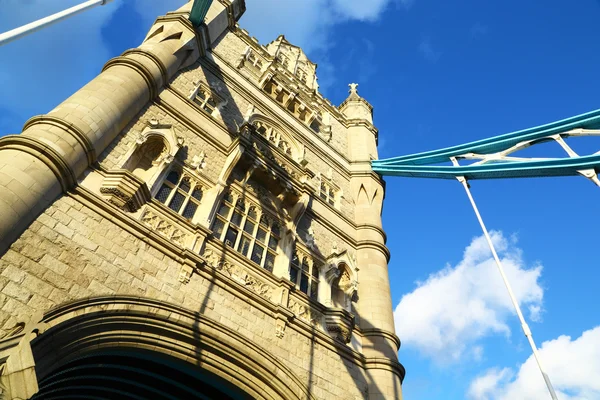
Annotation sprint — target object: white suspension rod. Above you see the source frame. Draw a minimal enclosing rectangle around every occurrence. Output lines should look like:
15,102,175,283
452,170,558,400
0,0,115,47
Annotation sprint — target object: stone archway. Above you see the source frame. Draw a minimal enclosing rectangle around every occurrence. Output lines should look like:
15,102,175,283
1,296,316,400
31,348,250,400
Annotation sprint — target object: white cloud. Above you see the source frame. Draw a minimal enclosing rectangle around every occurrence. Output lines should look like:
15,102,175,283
394,231,544,363
0,1,187,133
240,0,397,89
241,0,394,50
468,326,600,400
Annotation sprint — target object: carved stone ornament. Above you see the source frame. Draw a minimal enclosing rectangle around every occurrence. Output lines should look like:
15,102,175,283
190,151,207,171
275,318,287,339
202,249,274,302
141,209,188,247
100,170,151,212
305,228,317,251
288,299,322,326
325,308,355,344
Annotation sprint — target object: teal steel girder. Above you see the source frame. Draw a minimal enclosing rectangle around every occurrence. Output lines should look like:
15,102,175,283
189,0,213,27
372,108,600,181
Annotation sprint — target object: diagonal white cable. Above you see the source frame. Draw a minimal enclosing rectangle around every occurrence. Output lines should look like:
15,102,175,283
451,159,559,400
0,0,115,47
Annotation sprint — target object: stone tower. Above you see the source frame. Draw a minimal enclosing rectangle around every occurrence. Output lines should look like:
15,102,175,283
0,1,404,399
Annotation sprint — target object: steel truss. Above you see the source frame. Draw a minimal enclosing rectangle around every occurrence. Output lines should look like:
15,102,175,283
369,109,600,400
373,108,600,186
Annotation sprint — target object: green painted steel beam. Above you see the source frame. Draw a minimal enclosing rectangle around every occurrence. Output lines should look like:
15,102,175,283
373,108,600,181
189,0,213,27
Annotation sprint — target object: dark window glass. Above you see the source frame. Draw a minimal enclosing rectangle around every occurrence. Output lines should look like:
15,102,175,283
271,224,280,237
268,236,278,251
155,185,172,203
180,179,191,193
231,211,243,227
302,259,310,272
182,202,198,220
217,203,230,217
290,266,299,284
192,188,202,200
264,252,275,273
310,120,321,133
260,214,268,227
167,171,179,184
256,228,267,243
244,220,255,234
300,274,309,294
251,244,264,264
212,218,225,238
169,192,185,212
238,235,252,256
225,227,238,247
312,265,319,279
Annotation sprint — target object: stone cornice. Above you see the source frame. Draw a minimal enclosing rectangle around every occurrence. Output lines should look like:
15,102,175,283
23,115,97,165
356,223,388,243
361,327,401,351
102,56,158,99
0,135,76,192
363,357,406,384
122,48,168,87
356,240,391,262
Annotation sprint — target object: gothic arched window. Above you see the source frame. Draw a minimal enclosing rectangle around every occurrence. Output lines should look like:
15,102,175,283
252,120,293,157
155,170,203,220
290,251,319,300
211,191,280,272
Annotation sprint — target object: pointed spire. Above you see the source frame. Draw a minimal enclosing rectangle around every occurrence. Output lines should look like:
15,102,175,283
348,83,361,100
339,82,373,123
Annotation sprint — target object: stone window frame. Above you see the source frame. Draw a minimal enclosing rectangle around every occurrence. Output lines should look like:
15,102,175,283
189,82,225,118
211,189,282,273
290,248,320,301
246,49,263,70
118,124,184,191
154,165,206,222
262,78,332,140
247,115,303,163
318,174,340,209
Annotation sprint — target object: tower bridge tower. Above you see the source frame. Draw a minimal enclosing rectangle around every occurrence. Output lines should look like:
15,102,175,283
0,1,404,399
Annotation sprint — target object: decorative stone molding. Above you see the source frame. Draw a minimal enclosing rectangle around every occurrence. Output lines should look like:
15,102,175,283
288,298,322,326
202,249,274,302
140,208,189,247
324,308,355,344
275,318,286,339
100,170,151,212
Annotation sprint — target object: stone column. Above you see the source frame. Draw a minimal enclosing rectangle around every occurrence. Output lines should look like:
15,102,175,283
341,84,404,399
0,1,245,255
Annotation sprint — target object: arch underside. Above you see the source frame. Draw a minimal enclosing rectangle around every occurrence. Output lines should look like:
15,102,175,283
29,296,316,400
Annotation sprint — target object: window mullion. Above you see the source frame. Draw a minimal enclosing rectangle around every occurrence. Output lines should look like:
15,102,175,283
164,182,177,206
235,212,248,250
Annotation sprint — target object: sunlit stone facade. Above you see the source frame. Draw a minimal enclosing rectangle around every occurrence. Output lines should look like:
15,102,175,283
0,1,404,399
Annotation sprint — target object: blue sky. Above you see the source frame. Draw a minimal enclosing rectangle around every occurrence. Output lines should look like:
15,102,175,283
2,1,600,399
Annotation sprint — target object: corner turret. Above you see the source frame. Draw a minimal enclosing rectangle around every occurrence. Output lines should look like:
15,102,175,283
339,83,373,124
341,83,378,162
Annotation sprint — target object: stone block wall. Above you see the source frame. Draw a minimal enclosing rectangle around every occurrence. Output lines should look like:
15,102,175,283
0,195,370,399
